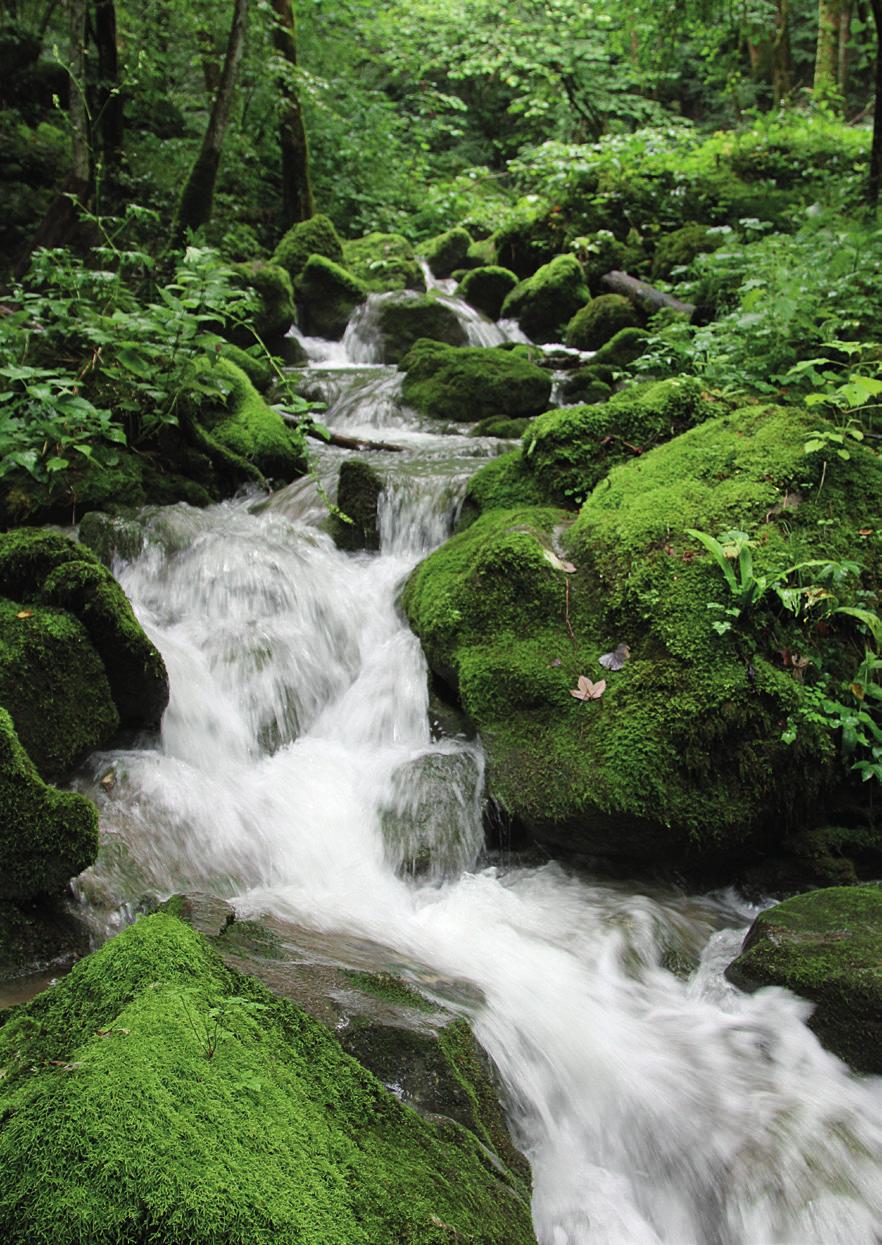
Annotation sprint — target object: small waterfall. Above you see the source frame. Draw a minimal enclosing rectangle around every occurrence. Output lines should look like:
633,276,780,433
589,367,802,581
70,306,882,1245
418,257,458,296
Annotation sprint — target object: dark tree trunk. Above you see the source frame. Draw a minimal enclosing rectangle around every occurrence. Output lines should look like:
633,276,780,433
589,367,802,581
271,0,313,227
93,0,123,173
16,0,91,273
176,0,249,241
772,0,792,103
870,0,882,207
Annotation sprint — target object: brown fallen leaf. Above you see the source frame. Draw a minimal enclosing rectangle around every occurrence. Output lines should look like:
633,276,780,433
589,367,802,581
599,643,631,672
15,610,32,620
570,675,606,701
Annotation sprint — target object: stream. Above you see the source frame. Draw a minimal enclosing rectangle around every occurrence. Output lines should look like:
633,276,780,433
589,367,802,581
69,289,882,1245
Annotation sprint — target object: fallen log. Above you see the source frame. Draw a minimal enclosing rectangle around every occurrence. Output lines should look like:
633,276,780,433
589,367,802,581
601,270,696,319
305,425,405,453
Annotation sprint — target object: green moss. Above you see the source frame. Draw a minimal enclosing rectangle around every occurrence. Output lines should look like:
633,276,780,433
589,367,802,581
726,886,882,1073
374,293,468,363
0,597,118,779
459,452,547,528
423,227,473,278
651,223,725,281
343,233,422,292
401,340,552,424
500,254,590,343
457,267,519,320
559,373,612,405
405,404,882,867
0,913,534,1244
232,262,295,342
564,294,641,351
470,416,534,439
0,708,98,901
589,326,649,370
344,970,436,1014
272,213,343,282
330,459,384,552
220,343,273,392
295,255,368,340
203,359,305,482
524,377,717,506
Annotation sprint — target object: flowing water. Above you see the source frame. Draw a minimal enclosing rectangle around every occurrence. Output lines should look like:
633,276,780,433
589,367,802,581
71,293,882,1244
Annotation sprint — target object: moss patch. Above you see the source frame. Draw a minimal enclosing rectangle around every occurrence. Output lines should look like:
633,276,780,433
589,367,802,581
726,886,882,1073
203,359,305,482
500,254,590,343
343,232,422,292
272,213,343,282
401,340,551,424
0,913,534,1244
564,294,641,351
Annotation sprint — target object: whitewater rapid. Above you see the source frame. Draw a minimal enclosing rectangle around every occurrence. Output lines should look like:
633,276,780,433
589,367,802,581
73,297,882,1245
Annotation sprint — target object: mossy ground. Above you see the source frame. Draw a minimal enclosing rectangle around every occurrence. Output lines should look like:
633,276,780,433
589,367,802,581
726,885,882,1072
0,914,534,1244
401,340,551,424
405,403,882,867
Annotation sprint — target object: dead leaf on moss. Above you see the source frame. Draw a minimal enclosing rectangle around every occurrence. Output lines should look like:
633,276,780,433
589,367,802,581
599,643,631,671
571,675,606,701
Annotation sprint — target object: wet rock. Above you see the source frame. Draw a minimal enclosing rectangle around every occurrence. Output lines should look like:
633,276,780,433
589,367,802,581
457,265,519,320
379,749,484,878
423,227,473,278
726,886,882,1073
400,340,551,424
373,292,468,363
295,256,368,340
500,254,590,343
331,458,384,551
564,294,641,351
342,232,422,292
77,512,145,568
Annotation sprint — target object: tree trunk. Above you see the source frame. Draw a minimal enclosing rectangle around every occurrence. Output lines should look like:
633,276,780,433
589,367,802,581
772,0,792,103
837,1,852,94
869,0,882,207
601,271,696,318
814,0,842,98
93,0,123,173
271,0,313,228
16,0,91,272
176,0,249,241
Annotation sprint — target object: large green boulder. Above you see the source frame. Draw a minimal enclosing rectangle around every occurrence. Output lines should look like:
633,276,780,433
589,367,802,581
422,227,473,278
404,404,882,869
0,913,534,1244
201,359,305,482
726,886,882,1073
564,294,641,351
343,232,422,292
295,256,367,340
272,213,343,283
500,254,590,343
522,377,716,506
232,261,295,341
372,293,468,363
401,340,552,424
457,266,519,320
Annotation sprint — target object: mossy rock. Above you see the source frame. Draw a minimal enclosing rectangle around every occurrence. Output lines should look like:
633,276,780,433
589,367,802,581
493,211,566,278
577,230,627,294
330,459,384,551
589,327,649,370
0,708,98,901
725,886,882,1073
343,232,422,292
219,343,273,392
401,340,552,424
651,223,726,281
564,294,641,351
467,237,496,267
202,359,305,482
405,404,882,869
295,255,367,340
0,913,534,1244
559,373,612,405
76,512,145,568
458,453,547,530
470,416,534,439
457,266,518,320
232,261,295,342
422,227,473,278
522,377,717,506
373,293,468,364
272,213,343,282
500,254,590,344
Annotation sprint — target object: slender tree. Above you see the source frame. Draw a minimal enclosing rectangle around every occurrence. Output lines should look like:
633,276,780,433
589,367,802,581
814,0,843,99
93,0,123,174
175,0,249,240
869,0,882,207
772,0,792,104
271,0,313,227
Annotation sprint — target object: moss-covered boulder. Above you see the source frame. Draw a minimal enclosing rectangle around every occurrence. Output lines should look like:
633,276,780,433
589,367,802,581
220,342,274,392
559,373,613,405
343,232,422,292
401,340,552,424
590,326,649,370
564,294,641,351
726,886,882,1073
651,223,725,281
422,227,473,278
272,213,343,283
405,404,882,869
0,913,534,1244
457,266,519,320
232,261,295,342
522,377,716,506
295,256,368,340
0,528,168,744
459,452,547,528
500,255,590,343
331,459,384,551
0,709,98,902
373,293,468,364
470,416,535,439
201,359,305,482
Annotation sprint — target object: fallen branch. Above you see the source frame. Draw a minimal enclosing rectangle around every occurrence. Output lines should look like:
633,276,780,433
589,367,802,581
601,270,696,319
305,425,406,453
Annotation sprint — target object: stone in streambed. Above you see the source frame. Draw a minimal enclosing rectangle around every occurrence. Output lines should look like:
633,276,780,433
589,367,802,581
500,254,590,343
295,255,368,340
331,458,384,552
400,340,551,424
372,292,468,363
457,266,519,320
343,232,422,293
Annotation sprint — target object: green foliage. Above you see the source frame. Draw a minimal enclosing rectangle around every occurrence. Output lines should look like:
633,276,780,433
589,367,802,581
0,914,534,1243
